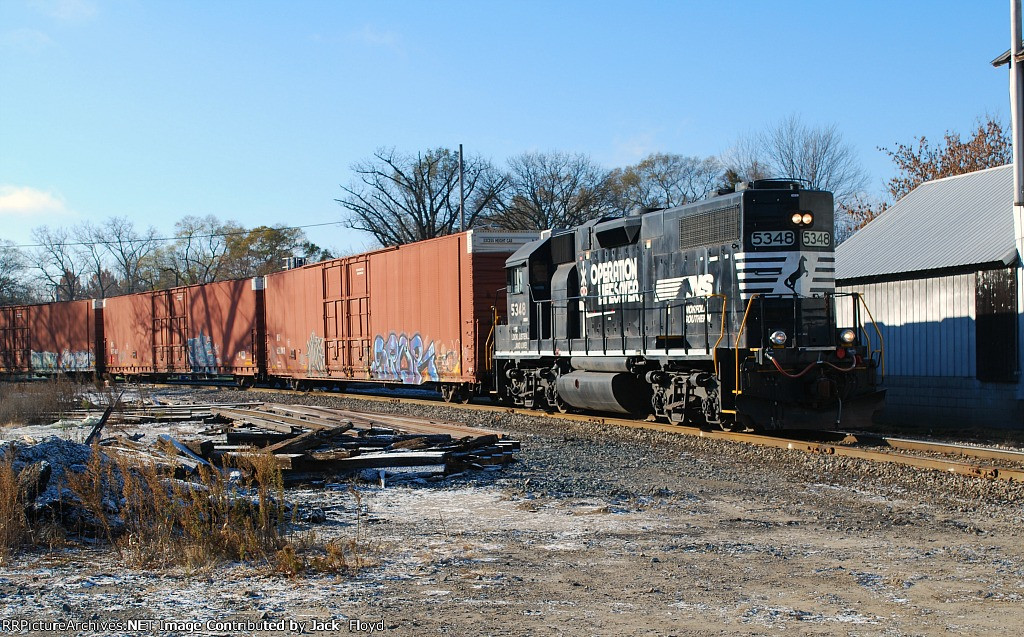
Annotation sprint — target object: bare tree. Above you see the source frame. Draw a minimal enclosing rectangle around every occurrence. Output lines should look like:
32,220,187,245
30,226,86,301
718,134,772,190
0,240,32,305
162,215,239,285
73,222,116,299
609,153,722,213
835,192,889,243
101,216,158,294
485,151,614,231
337,147,507,246
723,114,867,204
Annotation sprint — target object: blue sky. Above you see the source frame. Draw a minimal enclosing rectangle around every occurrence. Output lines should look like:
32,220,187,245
0,0,1014,255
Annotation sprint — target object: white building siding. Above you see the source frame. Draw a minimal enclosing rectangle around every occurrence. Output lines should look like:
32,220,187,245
837,273,975,377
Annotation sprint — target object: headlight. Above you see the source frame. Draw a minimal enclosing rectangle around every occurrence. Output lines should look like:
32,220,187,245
791,212,814,226
769,330,788,346
839,329,856,345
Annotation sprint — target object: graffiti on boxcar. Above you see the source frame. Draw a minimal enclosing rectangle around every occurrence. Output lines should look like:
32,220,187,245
186,331,220,373
434,340,462,376
307,332,326,377
370,332,439,384
30,349,94,372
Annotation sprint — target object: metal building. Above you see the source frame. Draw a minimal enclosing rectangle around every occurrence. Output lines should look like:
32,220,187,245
836,164,1021,428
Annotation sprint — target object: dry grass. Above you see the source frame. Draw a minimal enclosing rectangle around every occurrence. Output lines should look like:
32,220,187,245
0,450,70,563
273,486,376,576
0,452,30,564
0,377,83,426
2,438,375,575
58,446,372,574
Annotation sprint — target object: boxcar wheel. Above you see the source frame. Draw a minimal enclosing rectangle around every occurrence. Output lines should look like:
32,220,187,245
441,383,470,403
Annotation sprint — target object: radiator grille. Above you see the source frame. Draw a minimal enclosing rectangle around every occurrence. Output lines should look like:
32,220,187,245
550,232,576,264
679,206,740,250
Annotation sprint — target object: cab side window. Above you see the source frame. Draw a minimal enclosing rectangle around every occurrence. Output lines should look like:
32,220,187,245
507,267,524,295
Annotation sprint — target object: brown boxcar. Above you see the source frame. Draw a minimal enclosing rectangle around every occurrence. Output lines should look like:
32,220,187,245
263,231,535,392
102,292,155,375
0,300,99,375
104,278,262,377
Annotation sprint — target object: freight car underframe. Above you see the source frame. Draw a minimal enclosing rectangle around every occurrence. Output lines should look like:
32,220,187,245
103,370,481,404
493,292,884,431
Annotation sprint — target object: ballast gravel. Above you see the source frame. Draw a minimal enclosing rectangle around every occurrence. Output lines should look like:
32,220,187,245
0,385,1022,636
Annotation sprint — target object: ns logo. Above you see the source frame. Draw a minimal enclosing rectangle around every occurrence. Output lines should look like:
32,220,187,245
654,273,715,303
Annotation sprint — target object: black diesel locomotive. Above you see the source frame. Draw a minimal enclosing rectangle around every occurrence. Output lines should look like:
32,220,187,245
492,179,884,430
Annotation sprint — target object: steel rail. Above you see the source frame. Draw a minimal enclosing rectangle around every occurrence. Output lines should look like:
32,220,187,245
147,383,1024,482
879,436,1024,465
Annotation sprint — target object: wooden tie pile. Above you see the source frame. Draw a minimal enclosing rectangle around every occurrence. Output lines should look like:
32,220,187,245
101,402,519,480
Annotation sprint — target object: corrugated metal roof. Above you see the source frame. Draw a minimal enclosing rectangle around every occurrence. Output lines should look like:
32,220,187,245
835,164,1017,281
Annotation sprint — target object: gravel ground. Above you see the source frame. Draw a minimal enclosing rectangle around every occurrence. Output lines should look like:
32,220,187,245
1,386,1023,636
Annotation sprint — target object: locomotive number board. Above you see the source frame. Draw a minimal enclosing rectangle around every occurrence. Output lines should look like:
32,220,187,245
750,231,795,247
801,231,831,247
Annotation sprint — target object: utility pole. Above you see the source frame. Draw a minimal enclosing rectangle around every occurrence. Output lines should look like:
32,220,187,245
995,2,1024,393
1008,0,1024,392
459,143,466,232
1012,1,1024,209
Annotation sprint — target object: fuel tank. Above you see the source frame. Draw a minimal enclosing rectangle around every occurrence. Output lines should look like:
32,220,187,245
555,371,651,415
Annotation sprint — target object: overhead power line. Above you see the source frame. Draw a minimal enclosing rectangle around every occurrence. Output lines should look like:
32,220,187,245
3,221,345,249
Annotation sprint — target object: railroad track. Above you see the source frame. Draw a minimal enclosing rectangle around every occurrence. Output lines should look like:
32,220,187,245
147,382,1024,483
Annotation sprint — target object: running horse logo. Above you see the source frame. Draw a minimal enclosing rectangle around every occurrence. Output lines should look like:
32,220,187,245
783,255,808,292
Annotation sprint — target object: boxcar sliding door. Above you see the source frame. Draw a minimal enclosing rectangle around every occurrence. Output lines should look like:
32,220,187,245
323,257,371,378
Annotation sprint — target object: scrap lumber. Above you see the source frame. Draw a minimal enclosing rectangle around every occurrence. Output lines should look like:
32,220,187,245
263,422,354,454
183,439,215,459
211,407,339,432
210,409,304,434
84,392,122,445
291,450,450,472
225,429,294,447
196,402,519,479
157,434,211,467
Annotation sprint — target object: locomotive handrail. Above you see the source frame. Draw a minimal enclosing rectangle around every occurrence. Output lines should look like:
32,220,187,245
484,305,497,373
830,291,886,381
855,292,885,380
522,287,729,359
728,293,762,403
546,289,731,357
709,294,729,352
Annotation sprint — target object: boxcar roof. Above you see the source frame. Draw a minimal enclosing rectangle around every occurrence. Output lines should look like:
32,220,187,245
836,164,1016,282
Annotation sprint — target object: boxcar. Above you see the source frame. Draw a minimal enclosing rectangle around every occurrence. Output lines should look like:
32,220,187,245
263,230,536,398
104,279,262,379
0,300,100,376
